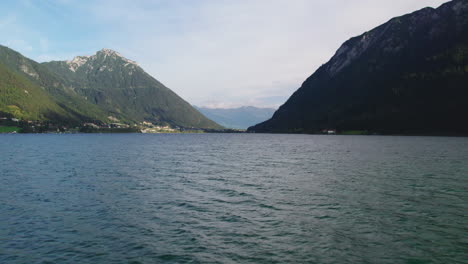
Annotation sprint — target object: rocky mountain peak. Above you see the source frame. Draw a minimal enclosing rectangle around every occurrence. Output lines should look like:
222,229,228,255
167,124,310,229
65,48,138,72
97,48,123,58
66,55,90,72
97,48,138,66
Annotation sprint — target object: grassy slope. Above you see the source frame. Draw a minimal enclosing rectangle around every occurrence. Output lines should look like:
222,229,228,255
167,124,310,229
0,45,109,123
0,62,69,120
0,126,21,133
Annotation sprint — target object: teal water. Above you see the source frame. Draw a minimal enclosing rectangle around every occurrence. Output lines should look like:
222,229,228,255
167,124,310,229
0,134,467,263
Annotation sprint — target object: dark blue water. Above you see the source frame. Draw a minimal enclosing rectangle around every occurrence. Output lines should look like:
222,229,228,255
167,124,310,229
0,134,467,263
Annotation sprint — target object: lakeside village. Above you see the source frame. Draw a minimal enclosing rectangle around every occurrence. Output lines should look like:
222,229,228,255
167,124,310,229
0,117,361,135
0,117,243,134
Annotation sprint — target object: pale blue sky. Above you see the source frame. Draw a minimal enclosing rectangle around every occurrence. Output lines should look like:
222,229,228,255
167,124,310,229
1,0,448,108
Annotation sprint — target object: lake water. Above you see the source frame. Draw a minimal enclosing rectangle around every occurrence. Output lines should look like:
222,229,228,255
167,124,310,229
0,134,467,263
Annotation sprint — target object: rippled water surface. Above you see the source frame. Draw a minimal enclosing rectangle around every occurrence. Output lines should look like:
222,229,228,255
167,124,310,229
1,134,467,263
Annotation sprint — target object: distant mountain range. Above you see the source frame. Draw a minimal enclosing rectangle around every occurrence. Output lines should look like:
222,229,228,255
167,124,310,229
195,106,275,129
0,46,221,129
249,0,468,135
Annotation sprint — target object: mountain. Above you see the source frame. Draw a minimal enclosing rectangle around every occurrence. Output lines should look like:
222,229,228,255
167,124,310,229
42,49,221,129
195,106,275,129
249,0,468,135
0,45,110,123
0,46,221,129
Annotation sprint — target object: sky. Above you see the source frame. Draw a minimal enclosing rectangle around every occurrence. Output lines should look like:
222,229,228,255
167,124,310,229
0,0,449,108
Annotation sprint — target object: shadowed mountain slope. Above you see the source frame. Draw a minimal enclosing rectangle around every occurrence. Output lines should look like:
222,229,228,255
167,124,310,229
249,0,468,135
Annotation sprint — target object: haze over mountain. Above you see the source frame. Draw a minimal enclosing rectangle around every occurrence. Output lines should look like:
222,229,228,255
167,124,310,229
195,106,275,129
249,0,468,135
0,46,222,129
